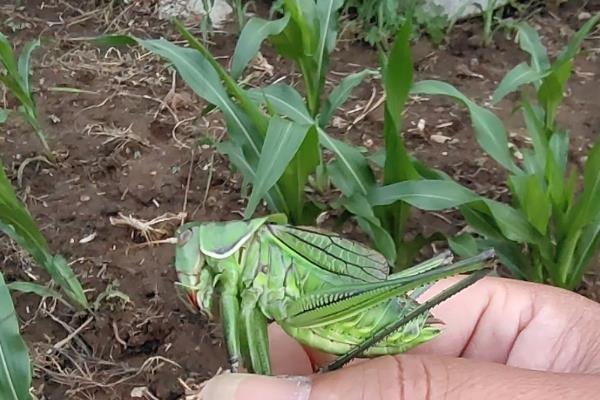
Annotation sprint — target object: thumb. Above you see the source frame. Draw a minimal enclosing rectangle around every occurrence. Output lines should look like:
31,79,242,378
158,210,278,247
200,354,600,400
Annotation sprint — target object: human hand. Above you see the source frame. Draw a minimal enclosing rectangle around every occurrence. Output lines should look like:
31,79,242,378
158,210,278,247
200,276,600,399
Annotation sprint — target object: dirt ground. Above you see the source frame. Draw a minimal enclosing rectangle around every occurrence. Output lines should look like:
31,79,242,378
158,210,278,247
1,0,599,399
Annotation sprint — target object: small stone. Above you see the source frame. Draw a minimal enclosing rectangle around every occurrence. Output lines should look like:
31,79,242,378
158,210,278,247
579,11,592,21
80,194,91,202
430,134,452,144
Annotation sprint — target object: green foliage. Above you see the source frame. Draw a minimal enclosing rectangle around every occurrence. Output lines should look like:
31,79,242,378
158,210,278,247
0,272,32,400
0,33,49,153
392,15,600,289
340,0,450,46
0,159,88,308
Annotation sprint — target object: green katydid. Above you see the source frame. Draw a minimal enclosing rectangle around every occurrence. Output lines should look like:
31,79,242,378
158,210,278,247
173,214,495,375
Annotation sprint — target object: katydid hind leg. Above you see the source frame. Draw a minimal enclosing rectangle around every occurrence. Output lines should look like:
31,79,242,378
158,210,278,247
240,289,273,375
285,249,495,328
321,268,492,372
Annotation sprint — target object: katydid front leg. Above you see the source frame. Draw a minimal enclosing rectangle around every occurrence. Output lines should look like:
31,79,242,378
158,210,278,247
217,267,243,372
240,289,272,375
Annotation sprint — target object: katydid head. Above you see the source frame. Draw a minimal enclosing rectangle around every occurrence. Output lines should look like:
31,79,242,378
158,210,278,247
174,223,214,317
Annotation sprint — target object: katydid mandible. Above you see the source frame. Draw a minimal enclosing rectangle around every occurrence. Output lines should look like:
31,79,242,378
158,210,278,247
173,214,495,375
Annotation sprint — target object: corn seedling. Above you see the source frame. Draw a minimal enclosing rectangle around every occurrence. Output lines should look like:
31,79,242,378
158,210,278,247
0,33,49,154
372,15,600,290
0,158,88,308
0,272,32,400
96,0,381,228
96,1,455,270
173,214,495,374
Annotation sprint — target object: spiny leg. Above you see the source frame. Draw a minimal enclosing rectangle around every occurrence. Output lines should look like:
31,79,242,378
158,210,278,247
284,250,495,329
240,289,272,375
320,268,491,372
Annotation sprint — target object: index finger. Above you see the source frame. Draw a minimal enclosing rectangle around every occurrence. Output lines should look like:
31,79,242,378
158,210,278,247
406,275,600,373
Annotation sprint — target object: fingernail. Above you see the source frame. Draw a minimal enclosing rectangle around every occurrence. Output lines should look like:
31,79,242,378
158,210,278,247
201,373,312,400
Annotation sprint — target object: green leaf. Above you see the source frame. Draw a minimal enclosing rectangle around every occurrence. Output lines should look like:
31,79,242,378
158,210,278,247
411,80,521,174
516,22,550,73
521,99,547,175
92,34,137,47
231,15,291,80
548,129,569,174
0,33,19,78
17,39,40,95
0,160,87,309
7,281,67,304
555,12,600,67
320,134,374,196
510,174,551,234
319,68,377,127
244,117,310,218
460,204,504,241
0,272,32,400
249,84,312,123
341,194,396,263
136,38,264,159
315,0,345,86
383,21,418,184
538,60,572,128
483,200,542,244
569,219,600,288
217,141,287,214
249,85,374,198
492,63,546,104
0,110,8,124
448,233,479,258
479,238,529,280
369,179,478,209
570,139,600,229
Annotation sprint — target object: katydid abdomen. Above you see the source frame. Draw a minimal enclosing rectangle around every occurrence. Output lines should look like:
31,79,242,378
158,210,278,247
174,214,494,375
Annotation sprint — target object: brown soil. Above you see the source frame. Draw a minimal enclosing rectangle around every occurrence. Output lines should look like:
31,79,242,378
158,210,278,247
1,1,599,398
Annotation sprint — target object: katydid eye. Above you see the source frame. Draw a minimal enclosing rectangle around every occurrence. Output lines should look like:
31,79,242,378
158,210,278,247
178,228,193,246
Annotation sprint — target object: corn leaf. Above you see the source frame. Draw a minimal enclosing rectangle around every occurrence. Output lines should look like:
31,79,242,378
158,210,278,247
7,281,67,305
548,129,569,174
369,179,478,209
538,61,572,128
231,15,290,80
448,233,479,258
315,0,345,93
249,84,311,123
555,12,600,67
0,272,32,400
136,38,264,159
492,63,546,104
0,33,19,78
411,80,522,175
319,68,377,127
516,22,550,74
244,117,310,218
341,194,396,263
509,175,551,235
0,110,7,123
217,141,288,213
17,39,40,96
249,84,374,196
383,21,418,183
370,179,541,244
0,160,88,308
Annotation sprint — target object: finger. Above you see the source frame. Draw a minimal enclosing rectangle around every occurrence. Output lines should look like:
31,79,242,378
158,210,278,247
268,324,368,375
200,353,600,400
408,275,600,372
268,324,313,375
